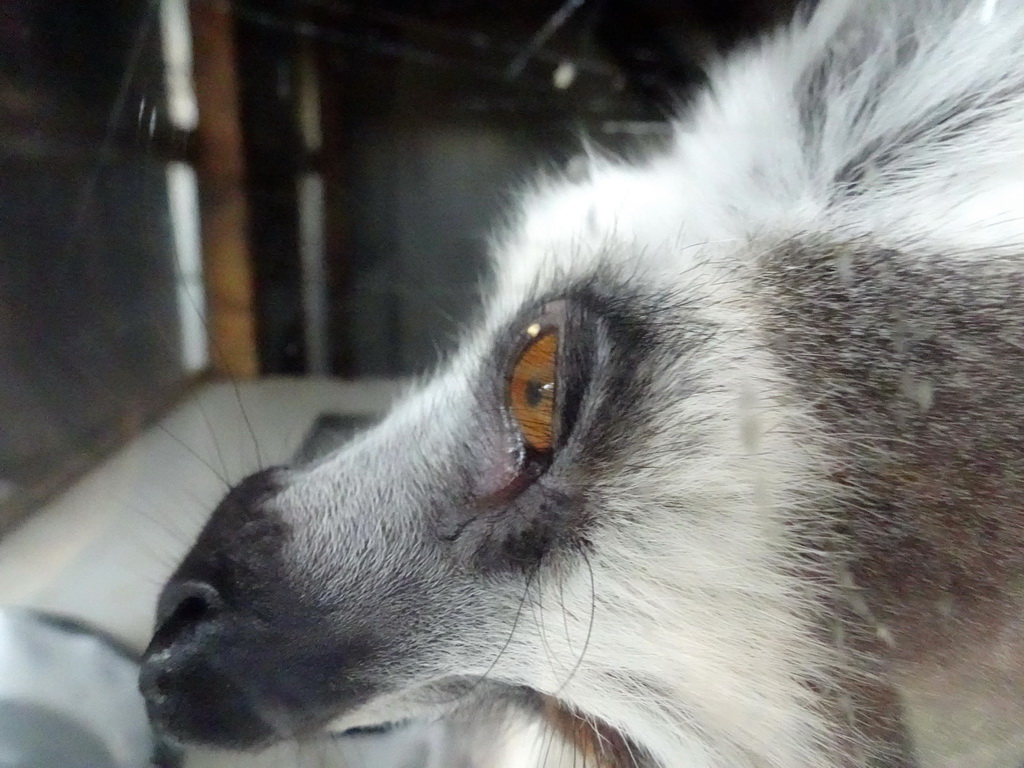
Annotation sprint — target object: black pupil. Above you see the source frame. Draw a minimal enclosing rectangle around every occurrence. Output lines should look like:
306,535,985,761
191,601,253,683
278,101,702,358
525,379,545,407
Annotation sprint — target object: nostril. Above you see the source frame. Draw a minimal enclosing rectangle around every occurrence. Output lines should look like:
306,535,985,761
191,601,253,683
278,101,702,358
174,594,211,624
156,580,224,636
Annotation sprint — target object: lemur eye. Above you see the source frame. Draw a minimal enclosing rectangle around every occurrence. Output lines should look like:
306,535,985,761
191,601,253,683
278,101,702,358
507,296,573,460
508,324,558,453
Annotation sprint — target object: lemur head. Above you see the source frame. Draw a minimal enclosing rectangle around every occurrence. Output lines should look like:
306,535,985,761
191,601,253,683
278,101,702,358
139,154,830,766
140,0,1024,763
138,20,846,766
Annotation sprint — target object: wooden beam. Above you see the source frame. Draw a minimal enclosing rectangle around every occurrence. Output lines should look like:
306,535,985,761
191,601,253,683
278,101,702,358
189,0,259,378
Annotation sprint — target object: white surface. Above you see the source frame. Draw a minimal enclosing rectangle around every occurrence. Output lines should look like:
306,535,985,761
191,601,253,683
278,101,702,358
0,378,399,651
0,610,154,768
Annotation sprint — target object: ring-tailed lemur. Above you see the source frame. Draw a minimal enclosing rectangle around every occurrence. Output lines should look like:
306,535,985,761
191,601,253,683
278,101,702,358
139,1,1024,766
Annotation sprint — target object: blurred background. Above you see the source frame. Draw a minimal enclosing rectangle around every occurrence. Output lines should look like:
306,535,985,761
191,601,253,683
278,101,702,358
0,0,799,532
0,1,795,766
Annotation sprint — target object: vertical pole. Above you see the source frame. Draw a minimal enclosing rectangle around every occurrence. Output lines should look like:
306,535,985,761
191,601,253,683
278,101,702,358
189,0,259,378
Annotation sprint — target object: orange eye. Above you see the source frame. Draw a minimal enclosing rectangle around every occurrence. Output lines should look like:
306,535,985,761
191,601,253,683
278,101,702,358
508,323,558,453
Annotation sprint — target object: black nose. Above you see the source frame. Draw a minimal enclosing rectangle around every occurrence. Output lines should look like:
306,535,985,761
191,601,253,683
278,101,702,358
139,575,282,748
140,580,224,705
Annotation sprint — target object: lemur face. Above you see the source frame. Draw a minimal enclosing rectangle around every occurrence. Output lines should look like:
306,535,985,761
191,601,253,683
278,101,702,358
139,285,693,759
138,170,833,765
